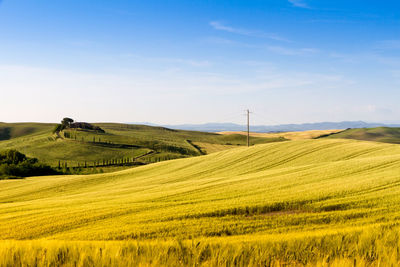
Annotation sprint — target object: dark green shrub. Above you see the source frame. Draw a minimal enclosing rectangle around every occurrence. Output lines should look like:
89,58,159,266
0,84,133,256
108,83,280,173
0,150,57,179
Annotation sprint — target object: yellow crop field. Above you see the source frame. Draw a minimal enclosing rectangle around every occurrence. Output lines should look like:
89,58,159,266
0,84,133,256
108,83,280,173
2,139,400,266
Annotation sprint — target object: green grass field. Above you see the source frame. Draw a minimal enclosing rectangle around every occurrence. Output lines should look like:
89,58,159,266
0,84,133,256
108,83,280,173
0,122,282,169
2,138,400,266
321,127,400,144
219,129,343,140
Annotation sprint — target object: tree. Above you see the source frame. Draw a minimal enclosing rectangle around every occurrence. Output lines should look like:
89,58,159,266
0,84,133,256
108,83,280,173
52,124,62,134
0,150,56,178
0,149,27,164
61,117,74,126
53,118,74,134
60,118,74,131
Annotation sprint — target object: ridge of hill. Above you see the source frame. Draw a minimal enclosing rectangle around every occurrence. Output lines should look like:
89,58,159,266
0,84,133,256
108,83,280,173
0,122,54,141
134,120,399,132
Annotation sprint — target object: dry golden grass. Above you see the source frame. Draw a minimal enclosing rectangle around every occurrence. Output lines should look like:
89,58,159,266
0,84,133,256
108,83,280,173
2,138,400,265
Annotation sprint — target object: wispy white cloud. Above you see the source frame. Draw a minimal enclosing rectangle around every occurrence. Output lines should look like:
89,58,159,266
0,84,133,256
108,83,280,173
210,21,244,34
288,0,310,9
0,63,349,99
209,21,288,42
204,37,237,45
1,63,383,125
118,54,212,67
160,58,212,67
204,36,319,57
267,46,319,56
307,19,354,24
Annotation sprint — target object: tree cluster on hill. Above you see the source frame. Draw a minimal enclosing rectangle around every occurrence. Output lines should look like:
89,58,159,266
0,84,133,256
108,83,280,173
53,118,104,134
0,150,56,179
69,122,105,133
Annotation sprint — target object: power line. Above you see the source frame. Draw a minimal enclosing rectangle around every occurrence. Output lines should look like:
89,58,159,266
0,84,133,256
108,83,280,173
247,109,250,147
245,109,252,147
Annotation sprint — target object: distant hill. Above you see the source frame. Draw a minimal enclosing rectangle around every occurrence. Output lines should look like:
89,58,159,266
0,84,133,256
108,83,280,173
134,121,399,133
219,129,343,140
321,127,400,144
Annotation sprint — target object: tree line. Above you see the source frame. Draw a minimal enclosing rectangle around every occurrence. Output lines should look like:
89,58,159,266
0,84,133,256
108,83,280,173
0,150,56,179
57,157,141,169
53,117,104,134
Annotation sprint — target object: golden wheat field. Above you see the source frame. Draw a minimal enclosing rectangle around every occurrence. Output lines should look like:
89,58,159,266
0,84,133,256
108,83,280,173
2,138,400,266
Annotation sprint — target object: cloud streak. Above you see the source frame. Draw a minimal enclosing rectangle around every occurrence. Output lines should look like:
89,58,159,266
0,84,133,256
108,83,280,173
288,0,310,9
267,46,319,56
0,63,390,125
119,54,212,68
209,21,288,42
156,58,212,67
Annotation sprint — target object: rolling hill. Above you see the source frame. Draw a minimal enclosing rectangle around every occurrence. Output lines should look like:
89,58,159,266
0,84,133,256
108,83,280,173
2,138,400,265
321,127,400,144
146,120,395,132
0,122,283,169
0,122,54,140
219,129,343,140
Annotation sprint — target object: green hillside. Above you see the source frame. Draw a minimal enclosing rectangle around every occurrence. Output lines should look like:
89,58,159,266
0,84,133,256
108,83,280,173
0,122,54,141
0,122,283,168
321,126,400,144
2,139,400,265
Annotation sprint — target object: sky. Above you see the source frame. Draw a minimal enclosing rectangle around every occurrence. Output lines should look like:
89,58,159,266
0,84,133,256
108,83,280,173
0,0,399,125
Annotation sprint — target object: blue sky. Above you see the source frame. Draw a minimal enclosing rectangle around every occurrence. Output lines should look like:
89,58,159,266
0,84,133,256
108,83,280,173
0,0,399,125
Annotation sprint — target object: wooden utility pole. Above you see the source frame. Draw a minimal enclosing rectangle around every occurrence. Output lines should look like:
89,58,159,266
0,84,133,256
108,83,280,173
247,109,250,147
